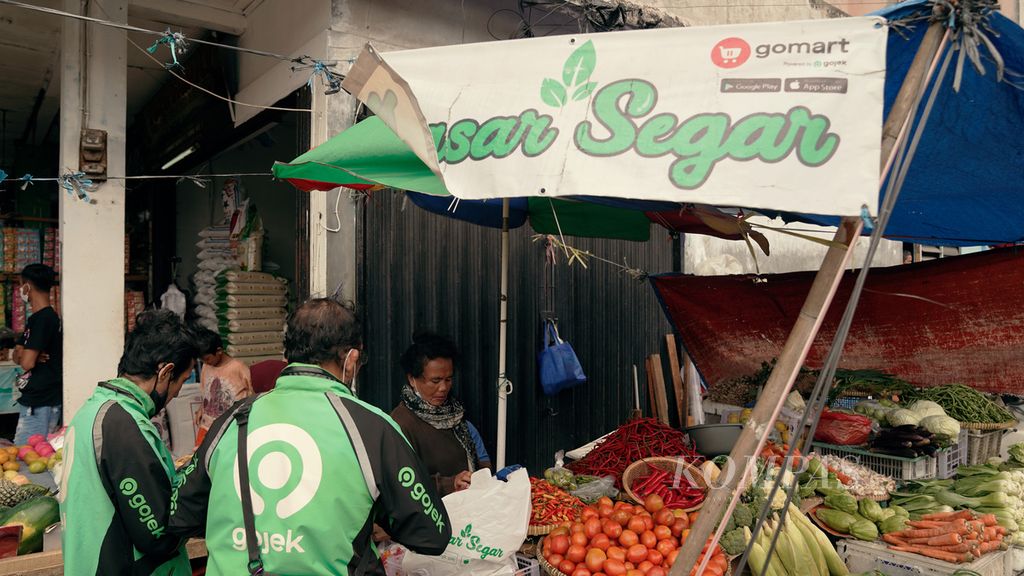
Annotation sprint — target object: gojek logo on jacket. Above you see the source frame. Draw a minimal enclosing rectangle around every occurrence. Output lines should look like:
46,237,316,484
231,424,322,555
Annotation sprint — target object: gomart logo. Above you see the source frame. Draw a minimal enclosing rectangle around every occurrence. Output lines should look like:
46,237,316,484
427,40,840,192
711,37,751,68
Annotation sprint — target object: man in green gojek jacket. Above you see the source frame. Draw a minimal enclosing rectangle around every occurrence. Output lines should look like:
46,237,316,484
169,299,451,575
60,310,199,575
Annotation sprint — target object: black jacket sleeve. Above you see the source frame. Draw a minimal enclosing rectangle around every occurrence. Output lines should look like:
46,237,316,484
168,402,240,538
374,419,452,555
98,404,181,557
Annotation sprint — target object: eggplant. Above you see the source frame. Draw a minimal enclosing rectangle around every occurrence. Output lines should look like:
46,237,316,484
870,446,920,458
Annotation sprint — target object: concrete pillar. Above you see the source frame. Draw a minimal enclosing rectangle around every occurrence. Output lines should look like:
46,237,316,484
58,0,127,419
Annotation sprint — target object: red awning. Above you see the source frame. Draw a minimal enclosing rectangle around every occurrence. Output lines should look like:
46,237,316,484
650,247,1024,395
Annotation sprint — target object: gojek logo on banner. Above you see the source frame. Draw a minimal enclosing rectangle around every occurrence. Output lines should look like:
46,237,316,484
231,424,322,555
428,39,841,192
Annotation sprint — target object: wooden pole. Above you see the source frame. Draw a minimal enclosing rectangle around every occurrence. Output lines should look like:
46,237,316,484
665,334,685,426
671,15,948,575
651,353,670,425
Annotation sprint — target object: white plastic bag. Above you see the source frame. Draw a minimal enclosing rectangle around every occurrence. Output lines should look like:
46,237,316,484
402,468,530,576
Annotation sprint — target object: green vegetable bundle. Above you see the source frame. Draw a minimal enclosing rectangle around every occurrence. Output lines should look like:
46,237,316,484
908,384,1014,424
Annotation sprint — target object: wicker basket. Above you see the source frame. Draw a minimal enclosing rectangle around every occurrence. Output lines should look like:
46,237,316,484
528,523,557,536
622,457,707,513
960,420,1017,431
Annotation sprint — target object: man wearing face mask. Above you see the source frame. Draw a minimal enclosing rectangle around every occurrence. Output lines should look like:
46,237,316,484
60,309,198,575
170,298,450,575
12,264,63,445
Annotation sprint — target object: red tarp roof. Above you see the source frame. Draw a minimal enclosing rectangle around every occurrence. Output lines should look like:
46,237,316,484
650,247,1024,395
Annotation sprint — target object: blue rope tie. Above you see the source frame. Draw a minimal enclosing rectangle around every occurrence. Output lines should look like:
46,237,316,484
860,205,875,232
59,172,98,204
148,29,187,69
296,58,342,95
19,174,32,190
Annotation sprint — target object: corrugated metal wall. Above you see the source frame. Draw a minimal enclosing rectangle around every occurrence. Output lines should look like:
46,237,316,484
358,192,673,474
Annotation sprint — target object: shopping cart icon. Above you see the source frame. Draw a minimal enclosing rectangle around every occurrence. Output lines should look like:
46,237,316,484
719,45,743,65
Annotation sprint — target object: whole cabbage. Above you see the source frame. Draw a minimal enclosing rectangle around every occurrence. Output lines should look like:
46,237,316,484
919,415,961,438
887,409,922,427
910,400,947,418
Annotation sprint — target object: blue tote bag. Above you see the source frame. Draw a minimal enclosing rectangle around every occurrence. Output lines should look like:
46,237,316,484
538,319,587,396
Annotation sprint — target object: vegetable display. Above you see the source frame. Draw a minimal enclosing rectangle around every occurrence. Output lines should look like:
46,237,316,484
531,477,585,527
813,454,895,500
540,496,726,576
566,418,701,488
0,494,58,555
749,504,850,576
908,384,1014,424
868,425,944,458
628,465,705,510
881,510,1007,563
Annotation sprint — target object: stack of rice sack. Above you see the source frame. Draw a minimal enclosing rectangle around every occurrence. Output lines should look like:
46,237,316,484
194,226,238,332
215,270,287,365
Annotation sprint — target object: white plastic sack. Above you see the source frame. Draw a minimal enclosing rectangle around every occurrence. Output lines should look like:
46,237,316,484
160,284,187,318
402,468,530,576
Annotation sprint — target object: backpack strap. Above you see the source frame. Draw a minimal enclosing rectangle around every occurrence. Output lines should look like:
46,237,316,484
233,396,277,576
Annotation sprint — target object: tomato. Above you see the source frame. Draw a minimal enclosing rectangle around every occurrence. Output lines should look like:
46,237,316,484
627,544,649,564
583,508,600,521
655,539,676,559
572,568,592,576
590,533,611,551
611,510,631,528
559,560,577,574
637,561,654,573
654,508,676,527
571,522,586,534
648,568,667,576
642,515,655,532
585,548,607,572
687,511,700,526
711,553,728,572
607,546,626,562
585,518,603,539
615,501,634,511
646,549,663,566
597,496,614,508
666,549,679,567
547,554,564,567
567,544,587,563
603,520,623,539
551,526,571,537
653,525,672,541
640,530,657,549
550,535,570,555
619,529,639,548
598,504,615,518
627,516,646,534
626,570,645,576
603,558,626,576
644,494,665,514
671,517,687,538
572,532,589,548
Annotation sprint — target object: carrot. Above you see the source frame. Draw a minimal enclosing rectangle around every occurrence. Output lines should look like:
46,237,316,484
983,526,1001,541
921,533,963,547
978,513,999,527
978,541,1003,555
932,543,977,554
966,520,987,535
895,519,967,539
887,546,971,564
907,520,948,529
922,510,974,522
883,534,909,546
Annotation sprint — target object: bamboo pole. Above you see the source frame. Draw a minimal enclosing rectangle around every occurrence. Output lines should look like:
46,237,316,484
495,198,510,469
671,15,948,575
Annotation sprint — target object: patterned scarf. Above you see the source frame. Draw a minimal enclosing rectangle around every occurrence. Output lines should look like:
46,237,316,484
401,384,479,471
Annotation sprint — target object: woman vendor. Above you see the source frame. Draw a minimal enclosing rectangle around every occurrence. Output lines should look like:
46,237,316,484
391,332,491,495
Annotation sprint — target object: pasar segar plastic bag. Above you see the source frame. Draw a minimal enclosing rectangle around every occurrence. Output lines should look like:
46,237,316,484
814,409,873,445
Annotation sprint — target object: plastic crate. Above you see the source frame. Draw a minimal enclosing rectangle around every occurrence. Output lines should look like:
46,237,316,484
829,396,863,410
812,442,936,481
514,553,541,576
965,429,1008,465
839,539,1006,576
936,429,969,479
721,405,803,444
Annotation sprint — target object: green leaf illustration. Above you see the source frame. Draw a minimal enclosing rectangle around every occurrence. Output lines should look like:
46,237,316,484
540,78,567,108
572,81,597,102
460,524,472,538
562,40,596,87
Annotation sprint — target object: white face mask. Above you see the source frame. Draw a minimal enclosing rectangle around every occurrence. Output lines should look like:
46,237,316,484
343,348,358,394
19,286,29,305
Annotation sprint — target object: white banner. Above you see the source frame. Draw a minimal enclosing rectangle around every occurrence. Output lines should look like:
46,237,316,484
344,17,887,216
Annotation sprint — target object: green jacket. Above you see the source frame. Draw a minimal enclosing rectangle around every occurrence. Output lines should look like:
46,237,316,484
170,364,451,575
59,378,190,575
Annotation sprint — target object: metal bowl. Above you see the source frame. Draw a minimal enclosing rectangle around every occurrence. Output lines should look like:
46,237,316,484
685,423,743,457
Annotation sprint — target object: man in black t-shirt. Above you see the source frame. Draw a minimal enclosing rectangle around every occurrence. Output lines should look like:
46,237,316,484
13,264,62,444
